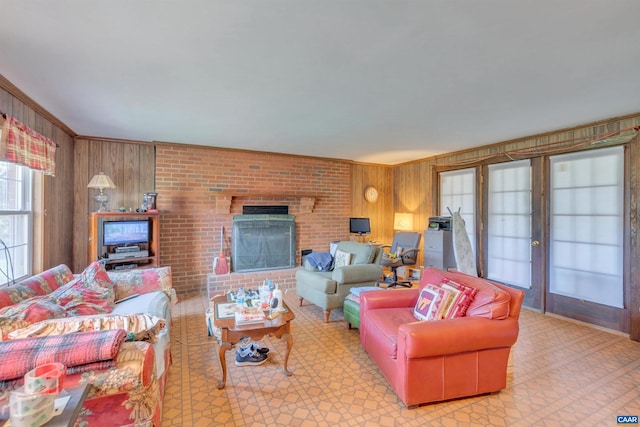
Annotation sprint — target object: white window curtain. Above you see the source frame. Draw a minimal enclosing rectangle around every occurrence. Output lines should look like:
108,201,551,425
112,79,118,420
439,168,476,255
549,146,624,308
487,160,532,289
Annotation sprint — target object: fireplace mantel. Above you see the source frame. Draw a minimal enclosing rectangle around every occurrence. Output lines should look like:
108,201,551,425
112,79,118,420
209,192,316,214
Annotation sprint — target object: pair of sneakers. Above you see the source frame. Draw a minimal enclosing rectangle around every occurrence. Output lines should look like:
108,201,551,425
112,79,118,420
235,337,269,366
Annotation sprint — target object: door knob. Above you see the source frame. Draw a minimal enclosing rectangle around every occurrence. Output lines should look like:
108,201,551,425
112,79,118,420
531,240,540,247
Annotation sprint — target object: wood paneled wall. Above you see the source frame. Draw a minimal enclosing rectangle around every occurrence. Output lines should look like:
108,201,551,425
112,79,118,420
72,138,156,272
350,163,393,245
392,113,640,341
0,83,75,273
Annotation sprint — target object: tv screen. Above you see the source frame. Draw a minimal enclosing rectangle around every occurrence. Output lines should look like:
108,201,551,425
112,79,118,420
349,217,371,235
103,220,150,246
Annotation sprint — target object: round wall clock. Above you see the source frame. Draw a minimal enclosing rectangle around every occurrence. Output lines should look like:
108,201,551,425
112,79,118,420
364,186,379,203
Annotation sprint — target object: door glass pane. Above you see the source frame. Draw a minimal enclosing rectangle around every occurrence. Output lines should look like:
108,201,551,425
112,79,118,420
439,168,475,255
488,160,532,289
549,147,624,308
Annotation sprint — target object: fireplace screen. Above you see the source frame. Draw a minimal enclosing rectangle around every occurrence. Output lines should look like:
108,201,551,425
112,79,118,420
232,215,296,272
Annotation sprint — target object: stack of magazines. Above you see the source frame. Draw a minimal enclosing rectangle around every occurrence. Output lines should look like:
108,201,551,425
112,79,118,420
234,306,266,324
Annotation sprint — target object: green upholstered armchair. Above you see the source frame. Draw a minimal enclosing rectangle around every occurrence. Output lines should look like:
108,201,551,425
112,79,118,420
295,241,383,322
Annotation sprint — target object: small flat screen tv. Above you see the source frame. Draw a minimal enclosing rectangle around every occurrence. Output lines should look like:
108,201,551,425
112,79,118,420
103,220,150,247
349,217,371,235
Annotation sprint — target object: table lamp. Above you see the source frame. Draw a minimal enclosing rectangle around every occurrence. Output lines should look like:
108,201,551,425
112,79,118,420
87,172,116,212
393,212,414,231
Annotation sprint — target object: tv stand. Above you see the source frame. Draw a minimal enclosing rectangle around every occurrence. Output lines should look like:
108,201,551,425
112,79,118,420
88,212,160,271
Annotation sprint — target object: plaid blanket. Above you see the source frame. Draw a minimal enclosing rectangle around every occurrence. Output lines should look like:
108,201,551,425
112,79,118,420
0,329,126,381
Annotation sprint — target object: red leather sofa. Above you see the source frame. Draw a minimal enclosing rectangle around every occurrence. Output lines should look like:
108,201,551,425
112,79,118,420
360,267,524,408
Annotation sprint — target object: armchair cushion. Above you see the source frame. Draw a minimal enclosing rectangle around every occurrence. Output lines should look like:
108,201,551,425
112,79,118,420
335,241,378,265
332,264,382,284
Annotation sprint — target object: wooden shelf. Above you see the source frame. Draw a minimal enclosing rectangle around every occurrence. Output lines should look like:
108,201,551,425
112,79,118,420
208,192,316,214
209,192,316,198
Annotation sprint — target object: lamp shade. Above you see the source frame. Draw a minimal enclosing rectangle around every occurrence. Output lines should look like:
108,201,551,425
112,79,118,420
87,172,116,190
393,212,414,231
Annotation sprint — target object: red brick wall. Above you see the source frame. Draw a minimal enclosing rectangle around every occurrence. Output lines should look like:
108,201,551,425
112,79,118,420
155,144,352,295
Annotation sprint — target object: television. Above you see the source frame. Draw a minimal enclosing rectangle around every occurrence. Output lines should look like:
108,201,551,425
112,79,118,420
103,220,150,247
349,217,371,235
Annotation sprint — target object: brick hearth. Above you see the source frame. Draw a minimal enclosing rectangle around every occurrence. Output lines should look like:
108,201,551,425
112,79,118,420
206,267,301,300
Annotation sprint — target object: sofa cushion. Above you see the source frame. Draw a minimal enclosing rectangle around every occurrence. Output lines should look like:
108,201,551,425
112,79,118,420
0,298,67,339
413,284,453,321
363,307,415,359
107,266,173,302
0,264,74,309
465,278,511,320
8,313,165,340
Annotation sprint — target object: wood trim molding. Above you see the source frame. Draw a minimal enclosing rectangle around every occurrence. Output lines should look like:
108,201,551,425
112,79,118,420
0,73,76,137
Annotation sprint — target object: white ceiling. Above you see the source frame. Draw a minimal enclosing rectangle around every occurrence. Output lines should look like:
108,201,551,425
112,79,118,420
1,1,639,165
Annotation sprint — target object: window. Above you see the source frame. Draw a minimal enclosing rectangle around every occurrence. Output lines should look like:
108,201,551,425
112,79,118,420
487,160,532,289
0,161,33,286
549,146,624,308
439,168,476,254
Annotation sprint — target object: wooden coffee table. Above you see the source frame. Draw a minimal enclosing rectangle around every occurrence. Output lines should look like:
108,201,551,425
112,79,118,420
211,295,295,389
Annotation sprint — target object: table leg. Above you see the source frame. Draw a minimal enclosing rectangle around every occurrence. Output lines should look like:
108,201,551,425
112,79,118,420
281,333,293,376
217,341,232,389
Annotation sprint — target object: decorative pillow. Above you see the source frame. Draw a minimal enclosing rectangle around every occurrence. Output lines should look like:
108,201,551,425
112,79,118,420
107,266,173,302
440,279,479,319
333,250,353,268
49,262,115,316
419,268,511,320
82,261,115,301
413,284,452,321
8,313,166,340
0,298,67,339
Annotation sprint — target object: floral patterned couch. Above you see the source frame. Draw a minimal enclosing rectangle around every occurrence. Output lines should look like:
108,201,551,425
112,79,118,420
0,262,175,427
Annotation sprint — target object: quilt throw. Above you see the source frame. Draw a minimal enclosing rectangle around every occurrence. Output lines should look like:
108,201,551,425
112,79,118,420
0,329,126,381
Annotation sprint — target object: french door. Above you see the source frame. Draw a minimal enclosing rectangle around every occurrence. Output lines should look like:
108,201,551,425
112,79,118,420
478,147,627,331
484,159,543,309
546,146,627,331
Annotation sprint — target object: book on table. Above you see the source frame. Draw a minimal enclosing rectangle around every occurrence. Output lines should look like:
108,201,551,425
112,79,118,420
235,306,266,324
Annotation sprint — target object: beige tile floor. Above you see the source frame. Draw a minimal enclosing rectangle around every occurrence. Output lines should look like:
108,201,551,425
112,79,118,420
162,290,640,427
